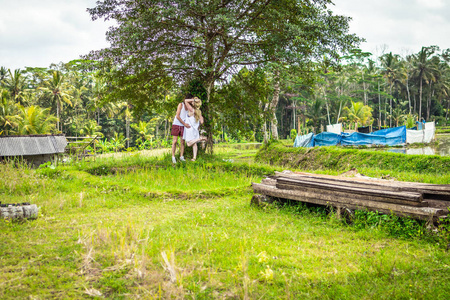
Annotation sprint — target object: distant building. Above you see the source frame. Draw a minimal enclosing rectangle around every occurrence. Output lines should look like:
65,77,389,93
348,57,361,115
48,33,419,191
0,134,68,167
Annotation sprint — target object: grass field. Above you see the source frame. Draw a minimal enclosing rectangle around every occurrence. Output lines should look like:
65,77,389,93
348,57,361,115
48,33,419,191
1,145,450,299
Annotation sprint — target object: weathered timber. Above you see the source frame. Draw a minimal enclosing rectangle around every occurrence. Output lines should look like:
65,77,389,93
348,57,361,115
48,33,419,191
277,182,425,207
423,199,450,210
252,183,444,220
261,178,277,186
276,177,423,206
0,204,38,220
274,171,450,200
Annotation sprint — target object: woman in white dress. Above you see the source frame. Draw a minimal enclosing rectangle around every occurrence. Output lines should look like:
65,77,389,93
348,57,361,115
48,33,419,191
183,97,205,161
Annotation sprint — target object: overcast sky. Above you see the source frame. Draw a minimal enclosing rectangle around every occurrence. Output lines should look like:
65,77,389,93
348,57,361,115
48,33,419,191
0,0,111,71
332,0,450,57
1,0,449,71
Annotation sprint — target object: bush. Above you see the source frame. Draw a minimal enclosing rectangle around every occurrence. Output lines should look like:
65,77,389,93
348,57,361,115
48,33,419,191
290,129,297,141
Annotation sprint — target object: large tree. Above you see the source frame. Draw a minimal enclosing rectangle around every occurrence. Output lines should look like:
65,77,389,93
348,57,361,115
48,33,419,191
88,0,360,148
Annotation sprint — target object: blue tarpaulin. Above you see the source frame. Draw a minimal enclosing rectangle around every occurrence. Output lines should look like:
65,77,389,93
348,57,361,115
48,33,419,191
293,126,407,148
369,126,406,145
313,132,342,146
293,132,314,147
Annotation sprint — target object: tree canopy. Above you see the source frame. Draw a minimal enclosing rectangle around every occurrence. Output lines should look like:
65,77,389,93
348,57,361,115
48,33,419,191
87,0,361,148
88,0,359,85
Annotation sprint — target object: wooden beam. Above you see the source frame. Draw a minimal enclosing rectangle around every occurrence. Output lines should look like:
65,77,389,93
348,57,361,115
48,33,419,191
274,171,450,200
276,178,423,205
252,183,444,220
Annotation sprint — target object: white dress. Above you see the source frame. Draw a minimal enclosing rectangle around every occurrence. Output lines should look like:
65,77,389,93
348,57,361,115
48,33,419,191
183,113,201,146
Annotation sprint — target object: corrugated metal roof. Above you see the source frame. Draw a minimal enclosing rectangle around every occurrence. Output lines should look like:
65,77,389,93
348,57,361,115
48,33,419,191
0,135,68,156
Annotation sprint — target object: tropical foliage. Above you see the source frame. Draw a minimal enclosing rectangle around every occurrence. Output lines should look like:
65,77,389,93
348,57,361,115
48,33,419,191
0,3,449,149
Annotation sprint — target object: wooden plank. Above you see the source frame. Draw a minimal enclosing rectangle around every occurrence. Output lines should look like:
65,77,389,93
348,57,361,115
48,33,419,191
261,178,277,186
275,173,404,193
287,171,450,191
423,199,450,210
252,183,445,220
277,182,425,207
276,177,423,204
274,171,450,200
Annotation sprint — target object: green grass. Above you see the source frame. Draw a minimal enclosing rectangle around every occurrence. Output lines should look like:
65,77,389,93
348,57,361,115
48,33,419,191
1,147,450,299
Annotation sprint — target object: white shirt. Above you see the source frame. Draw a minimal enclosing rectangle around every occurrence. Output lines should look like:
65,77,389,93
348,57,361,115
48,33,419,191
172,103,188,126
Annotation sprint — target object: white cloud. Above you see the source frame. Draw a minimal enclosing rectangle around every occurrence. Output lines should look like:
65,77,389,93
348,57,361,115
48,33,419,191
416,0,445,9
331,0,450,56
0,0,111,70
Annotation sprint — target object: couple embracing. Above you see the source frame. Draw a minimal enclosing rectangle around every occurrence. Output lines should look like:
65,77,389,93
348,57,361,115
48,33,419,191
171,94,206,163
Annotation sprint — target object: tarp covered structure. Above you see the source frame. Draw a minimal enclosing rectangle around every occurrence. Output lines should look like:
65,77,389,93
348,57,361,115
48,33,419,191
406,122,435,144
313,132,342,146
294,124,434,147
293,132,314,147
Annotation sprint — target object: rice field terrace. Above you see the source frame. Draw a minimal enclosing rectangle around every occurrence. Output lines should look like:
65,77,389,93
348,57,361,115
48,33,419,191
1,144,450,299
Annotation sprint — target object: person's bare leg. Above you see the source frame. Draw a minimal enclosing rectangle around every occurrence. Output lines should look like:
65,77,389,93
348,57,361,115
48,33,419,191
180,138,185,160
171,136,178,163
192,143,198,161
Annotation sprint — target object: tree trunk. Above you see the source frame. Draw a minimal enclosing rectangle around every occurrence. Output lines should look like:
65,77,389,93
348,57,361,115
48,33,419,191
362,72,367,105
446,98,449,121
426,81,432,120
56,100,61,132
261,102,269,143
389,84,393,128
205,81,214,153
419,76,423,119
270,71,280,140
126,114,130,148
378,81,381,125
406,76,412,115
324,88,331,125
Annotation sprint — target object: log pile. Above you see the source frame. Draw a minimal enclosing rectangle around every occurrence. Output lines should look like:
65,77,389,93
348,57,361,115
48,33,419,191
252,171,450,221
0,202,38,220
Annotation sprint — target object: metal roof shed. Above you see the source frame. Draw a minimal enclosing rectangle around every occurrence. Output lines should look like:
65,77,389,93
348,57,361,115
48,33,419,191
0,134,68,167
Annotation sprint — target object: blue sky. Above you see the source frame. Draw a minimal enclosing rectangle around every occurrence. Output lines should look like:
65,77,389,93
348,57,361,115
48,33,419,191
1,0,449,71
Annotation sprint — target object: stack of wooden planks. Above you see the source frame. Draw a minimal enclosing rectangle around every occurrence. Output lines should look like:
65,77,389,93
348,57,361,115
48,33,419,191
252,171,450,221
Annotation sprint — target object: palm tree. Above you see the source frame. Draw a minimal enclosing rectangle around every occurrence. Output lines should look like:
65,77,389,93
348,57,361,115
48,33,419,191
117,101,133,148
87,75,119,126
39,70,72,132
14,105,57,135
0,66,8,83
436,63,450,121
110,132,127,152
380,52,402,127
341,101,373,128
2,69,28,105
0,89,19,135
410,46,439,120
131,121,153,146
305,97,326,132
80,120,103,137
391,99,408,127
